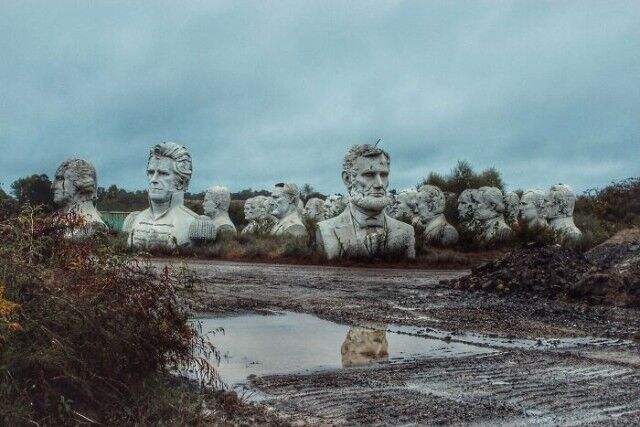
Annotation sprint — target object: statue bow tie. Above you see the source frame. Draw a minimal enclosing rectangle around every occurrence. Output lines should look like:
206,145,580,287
360,216,384,229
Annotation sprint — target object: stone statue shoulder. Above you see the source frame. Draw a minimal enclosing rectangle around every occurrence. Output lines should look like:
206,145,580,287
122,211,141,234
316,210,352,259
384,214,415,237
177,205,200,219
189,215,218,241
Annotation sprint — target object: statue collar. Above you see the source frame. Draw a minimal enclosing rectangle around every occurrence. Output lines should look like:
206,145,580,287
349,203,386,229
149,191,184,220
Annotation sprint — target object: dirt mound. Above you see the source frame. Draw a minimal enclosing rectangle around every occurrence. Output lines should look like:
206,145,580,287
447,237,640,308
445,243,592,297
585,228,640,268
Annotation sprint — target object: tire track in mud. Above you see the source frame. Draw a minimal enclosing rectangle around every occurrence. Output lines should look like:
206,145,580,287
253,351,640,425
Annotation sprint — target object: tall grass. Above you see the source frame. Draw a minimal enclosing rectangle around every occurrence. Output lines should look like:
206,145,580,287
0,207,218,425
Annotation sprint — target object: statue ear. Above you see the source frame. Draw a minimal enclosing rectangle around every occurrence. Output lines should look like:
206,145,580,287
341,171,351,188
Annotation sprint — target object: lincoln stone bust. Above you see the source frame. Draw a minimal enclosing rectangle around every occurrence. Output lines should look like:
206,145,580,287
269,182,307,237
53,158,106,237
124,142,201,249
316,144,415,260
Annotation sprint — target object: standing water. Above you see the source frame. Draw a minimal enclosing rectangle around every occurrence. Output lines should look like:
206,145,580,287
193,311,495,387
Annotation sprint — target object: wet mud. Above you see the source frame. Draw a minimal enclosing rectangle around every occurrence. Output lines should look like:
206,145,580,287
157,258,640,425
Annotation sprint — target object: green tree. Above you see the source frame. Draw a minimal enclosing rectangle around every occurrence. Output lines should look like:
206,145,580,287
419,160,505,194
10,174,54,208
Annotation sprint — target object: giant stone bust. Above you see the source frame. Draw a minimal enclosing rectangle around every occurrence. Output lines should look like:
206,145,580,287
189,186,237,242
519,189,549,230
53,158,106,237
316,144,415,260
269,182,307,237
546,183,582,242
414,185,458,246
388,189,417,223
241,195,275,235
324,194,347,219
473,186,514,242
124,142,203,249
303,197,327,222
457,189,480,231
503,192,521,226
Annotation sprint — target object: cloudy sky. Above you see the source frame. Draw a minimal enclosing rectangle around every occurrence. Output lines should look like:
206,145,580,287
1,0,638,196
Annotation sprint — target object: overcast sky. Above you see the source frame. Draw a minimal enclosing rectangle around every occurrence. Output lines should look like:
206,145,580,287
1,1,638,196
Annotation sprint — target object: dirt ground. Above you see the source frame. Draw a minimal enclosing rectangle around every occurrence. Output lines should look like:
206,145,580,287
157,258,640,426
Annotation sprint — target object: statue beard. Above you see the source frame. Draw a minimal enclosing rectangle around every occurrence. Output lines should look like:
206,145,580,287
349,189,392,213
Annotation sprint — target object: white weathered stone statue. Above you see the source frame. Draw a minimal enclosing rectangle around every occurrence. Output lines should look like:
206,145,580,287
474,186,514,242
503,191,520,226
387,189,417,222
124,142,203,249
202,186,237,235
316,144,415,260
457,188,480,231
341,325,389,368
546,183,582,242
241,195,275,235
519,189,549,230
414,184,458,246
53,158,106,237
303,197,327,222
323,194,347,219
189,186,237,242
269,182,307,237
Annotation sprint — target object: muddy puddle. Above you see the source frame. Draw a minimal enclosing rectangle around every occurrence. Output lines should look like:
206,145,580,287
193,311,495,388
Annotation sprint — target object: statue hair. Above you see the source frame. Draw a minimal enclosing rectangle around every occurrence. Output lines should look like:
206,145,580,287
342,144,390,179
55,158,98,201
274,182,300,204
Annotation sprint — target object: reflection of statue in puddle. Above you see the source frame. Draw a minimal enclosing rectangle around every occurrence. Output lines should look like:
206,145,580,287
341,325,389,367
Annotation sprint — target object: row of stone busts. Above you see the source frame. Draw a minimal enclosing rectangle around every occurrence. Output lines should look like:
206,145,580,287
382,184,583,245
52,141,582,258
456,184,582,243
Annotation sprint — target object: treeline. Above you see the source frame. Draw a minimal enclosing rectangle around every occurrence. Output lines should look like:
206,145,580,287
2,164,639,246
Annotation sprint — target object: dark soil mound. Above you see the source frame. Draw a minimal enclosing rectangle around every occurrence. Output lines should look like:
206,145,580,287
585,228,640,268
446,236,640,308
445,243,592,298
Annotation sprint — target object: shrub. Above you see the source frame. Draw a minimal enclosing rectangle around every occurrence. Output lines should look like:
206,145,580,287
419,160,505,194
229,200,247,227
0,207,217,425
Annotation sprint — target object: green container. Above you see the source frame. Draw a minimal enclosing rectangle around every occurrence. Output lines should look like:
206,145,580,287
99,211,131,232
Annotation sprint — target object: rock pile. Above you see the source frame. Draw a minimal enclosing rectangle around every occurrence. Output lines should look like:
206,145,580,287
446,230,640,308
574,229,640,307
445,243,592,297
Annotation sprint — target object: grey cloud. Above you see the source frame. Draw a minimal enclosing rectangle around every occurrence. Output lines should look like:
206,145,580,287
0,0,638,197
